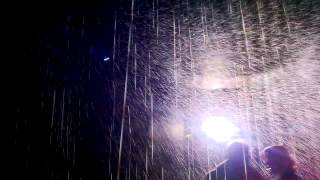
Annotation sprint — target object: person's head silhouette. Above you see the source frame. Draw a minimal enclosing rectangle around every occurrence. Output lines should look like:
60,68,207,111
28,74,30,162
204,140,266,180
226,139,250,164
262,145,296,176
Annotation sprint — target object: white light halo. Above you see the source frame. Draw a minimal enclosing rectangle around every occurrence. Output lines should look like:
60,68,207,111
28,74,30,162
201,116,239,143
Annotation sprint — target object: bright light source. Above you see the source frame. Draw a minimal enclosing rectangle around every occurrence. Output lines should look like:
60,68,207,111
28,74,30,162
201,116,239,143
203,77,225,90
104,57,110,62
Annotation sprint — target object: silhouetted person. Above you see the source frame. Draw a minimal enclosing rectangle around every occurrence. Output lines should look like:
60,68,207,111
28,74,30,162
262,145,302,180
204,140,266,180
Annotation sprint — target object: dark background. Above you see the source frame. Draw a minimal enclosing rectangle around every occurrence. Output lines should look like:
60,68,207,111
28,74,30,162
14,0,117,179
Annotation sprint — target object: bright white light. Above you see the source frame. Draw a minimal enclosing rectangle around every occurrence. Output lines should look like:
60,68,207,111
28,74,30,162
104,57,110,62
201,116,239,143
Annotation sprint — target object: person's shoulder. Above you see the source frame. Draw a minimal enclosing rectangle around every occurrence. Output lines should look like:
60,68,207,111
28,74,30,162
204,169,217,180
245,161,268,180
286,175,303,180
294,174,304,180
204,161,227,180
250,170,267,180
282,171,303,180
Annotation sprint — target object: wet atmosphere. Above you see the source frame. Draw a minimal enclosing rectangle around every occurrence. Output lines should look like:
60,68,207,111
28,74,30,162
15,0,320,179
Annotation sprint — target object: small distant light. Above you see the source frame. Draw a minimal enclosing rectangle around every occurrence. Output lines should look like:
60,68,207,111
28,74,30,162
185,133,192,138
104,57,110,62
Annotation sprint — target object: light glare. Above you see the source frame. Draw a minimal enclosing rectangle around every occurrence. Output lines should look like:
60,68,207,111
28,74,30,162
201,116,239,142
